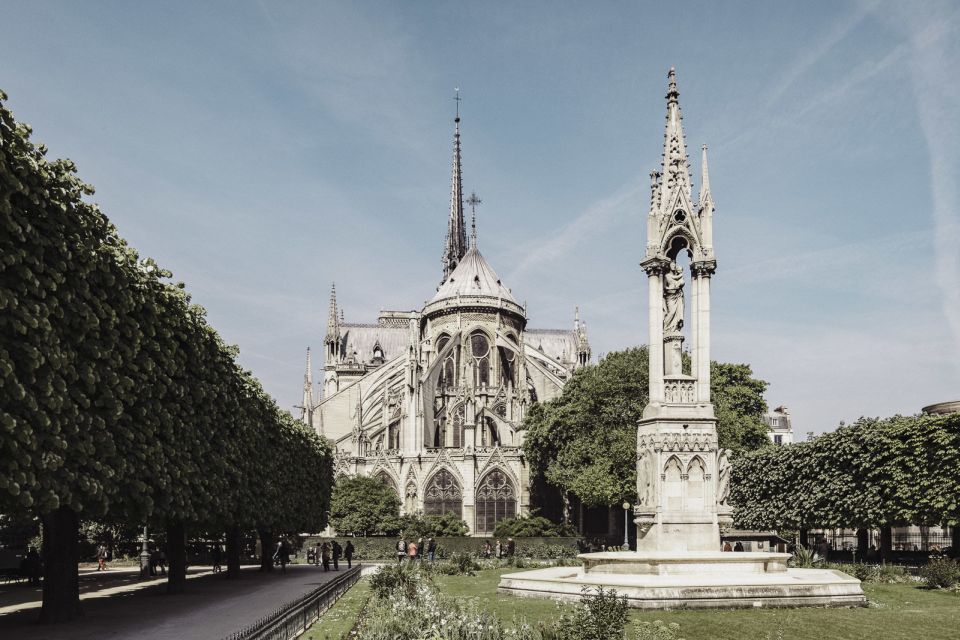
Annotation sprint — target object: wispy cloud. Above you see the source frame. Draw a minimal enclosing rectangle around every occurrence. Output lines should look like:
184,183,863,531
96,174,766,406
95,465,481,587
899,5,960,359
763,0,879,108
507,176,646,281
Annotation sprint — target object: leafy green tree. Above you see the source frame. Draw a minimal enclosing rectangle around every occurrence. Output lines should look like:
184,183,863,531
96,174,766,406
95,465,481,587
731,413,960,560
330,475,401,536
522,346,770,508
0,90,334,619
493,515,577,538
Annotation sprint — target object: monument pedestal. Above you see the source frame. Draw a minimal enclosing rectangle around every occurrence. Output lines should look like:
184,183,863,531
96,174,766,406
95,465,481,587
497,551,866,609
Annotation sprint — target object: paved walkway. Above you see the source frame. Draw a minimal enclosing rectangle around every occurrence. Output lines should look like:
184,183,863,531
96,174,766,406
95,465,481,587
0,564,350,639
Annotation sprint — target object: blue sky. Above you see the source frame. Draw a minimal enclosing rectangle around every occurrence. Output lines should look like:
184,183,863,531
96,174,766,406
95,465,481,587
3,1,958,434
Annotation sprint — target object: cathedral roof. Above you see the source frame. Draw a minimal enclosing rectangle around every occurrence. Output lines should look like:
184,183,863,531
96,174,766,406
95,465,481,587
428,244,519,307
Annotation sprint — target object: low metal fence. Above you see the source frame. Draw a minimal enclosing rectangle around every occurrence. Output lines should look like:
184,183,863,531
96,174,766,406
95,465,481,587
223,564,362,640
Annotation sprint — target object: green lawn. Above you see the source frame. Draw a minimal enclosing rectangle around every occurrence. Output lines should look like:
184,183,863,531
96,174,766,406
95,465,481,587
303,568,960,640
301,576,371,640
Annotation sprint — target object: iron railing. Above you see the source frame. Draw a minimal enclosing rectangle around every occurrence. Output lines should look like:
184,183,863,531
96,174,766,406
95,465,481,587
223,564,362,640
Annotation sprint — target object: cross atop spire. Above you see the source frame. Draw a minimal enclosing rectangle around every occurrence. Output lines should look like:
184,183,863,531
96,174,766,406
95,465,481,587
467,191,482,247
442,91,468,280
659,67,692,208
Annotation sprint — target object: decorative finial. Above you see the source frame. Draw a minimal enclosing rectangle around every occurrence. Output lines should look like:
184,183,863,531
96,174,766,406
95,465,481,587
667,67,679,105
467,192,482,246
454,87,461,122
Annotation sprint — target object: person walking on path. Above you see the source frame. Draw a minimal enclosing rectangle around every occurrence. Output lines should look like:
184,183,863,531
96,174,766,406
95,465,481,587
416,537,424,561
427,537,436,563
723,541,733,552
274,540,290,574
817,538,830,561
396,538,406,564
507,537,515,557
314,542,322,567
24,546,41,585
407,539,418,563
97,544,108,571
345,540,354,568
321,542,331,572
733,541,744,552
495,539,502,559
332,540,342,570
211,543,223,573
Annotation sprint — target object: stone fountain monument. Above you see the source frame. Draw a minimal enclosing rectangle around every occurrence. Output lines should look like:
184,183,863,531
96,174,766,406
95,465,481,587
498,69,866,609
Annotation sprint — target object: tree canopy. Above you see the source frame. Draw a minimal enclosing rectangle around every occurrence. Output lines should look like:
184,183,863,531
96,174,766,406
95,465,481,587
329,475,402,536
731,413,960,532
522,346,770,507
0,89,334,620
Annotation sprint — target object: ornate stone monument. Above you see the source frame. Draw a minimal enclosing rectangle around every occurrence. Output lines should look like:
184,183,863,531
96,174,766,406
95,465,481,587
498,69,867,608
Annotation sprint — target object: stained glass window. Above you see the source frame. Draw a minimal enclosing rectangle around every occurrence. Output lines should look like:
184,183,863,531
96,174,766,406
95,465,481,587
475,469,516,534
423,469,462,517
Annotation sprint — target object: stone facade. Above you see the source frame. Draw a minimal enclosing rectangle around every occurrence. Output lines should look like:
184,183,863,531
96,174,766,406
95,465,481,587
300,112,591,536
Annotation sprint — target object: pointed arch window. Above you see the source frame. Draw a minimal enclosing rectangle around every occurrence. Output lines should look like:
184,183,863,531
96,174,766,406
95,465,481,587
423,469,462,517
388,421,400,450
475,469,516,534
470,332,491,387
374,471,398,497
452,405,464,448
664,457,683,511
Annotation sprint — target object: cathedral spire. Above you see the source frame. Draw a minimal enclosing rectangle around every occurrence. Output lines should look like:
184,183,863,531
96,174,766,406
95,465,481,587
659,67,692,209
301,347,314,424
326,283,339,340
699,144,714,210
442,89,468,280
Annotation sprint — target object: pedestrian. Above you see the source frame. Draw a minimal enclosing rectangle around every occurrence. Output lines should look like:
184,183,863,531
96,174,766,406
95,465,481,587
211,543,223,573
321,542,331,572
396,537,406,564
817,538,829,561
97,544,108,571
723,541,733,552
345,540,354,568
315,542,322,566
274,539,290,574
733,541,744,552
306,545,315,565
482,541,492,558
158,549,167,575
507,537,515,558
427,537,436,563
332,540,342,570
24,546,41,585
407,538,418,562
416,537,424,561
495,539,502,559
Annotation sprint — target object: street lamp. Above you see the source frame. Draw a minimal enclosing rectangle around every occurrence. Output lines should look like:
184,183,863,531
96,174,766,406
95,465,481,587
140,526,150,577
622,502,631,550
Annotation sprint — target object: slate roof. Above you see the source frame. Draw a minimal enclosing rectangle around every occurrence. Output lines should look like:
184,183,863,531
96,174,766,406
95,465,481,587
338,324,408,365
429,245,518,305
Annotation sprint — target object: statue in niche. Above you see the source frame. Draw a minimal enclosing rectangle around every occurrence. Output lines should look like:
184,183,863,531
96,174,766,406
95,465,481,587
637,452,655,506
717,448,733,507
663,262,685,332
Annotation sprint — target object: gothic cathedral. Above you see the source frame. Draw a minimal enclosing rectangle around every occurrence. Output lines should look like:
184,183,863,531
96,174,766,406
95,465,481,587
299,109,591,536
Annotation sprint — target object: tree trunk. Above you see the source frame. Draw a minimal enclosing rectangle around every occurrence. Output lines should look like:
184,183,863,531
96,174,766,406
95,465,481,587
166,521,187,594
799,528,809,548
258,528,274,572
880,526,893,563
39,506,81,623
225,525,241,579
856,528,869,558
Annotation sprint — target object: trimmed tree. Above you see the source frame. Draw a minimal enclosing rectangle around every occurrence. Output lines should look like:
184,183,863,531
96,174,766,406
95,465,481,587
329,475,402,536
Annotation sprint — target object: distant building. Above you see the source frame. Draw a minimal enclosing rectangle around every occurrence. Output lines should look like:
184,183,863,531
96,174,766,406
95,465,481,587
922,400,960,415
763,406,794,446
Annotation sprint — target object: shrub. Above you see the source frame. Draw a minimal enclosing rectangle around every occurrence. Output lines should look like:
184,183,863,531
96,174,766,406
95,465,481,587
635,620,686,640
540,587,629,640
790,546,819,568
369,562,425,600
493,515,577,538
920,558,960,589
